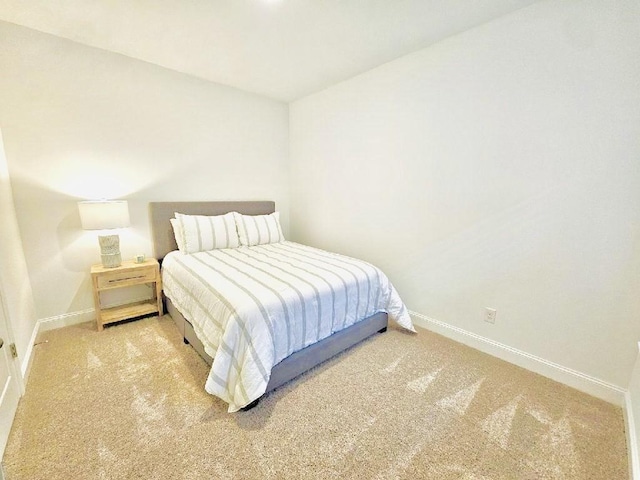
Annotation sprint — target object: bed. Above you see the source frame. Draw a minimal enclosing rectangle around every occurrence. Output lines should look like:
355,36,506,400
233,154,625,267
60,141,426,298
149,201,414,412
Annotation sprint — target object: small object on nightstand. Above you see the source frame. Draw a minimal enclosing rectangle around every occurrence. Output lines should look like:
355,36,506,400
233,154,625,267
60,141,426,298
91,258,163,331
135,254,145,263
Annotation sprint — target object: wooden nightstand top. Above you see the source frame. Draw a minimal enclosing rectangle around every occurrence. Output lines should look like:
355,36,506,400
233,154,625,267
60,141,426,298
90,258,158,275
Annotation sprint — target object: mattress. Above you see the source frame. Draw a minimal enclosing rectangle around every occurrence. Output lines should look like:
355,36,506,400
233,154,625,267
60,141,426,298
162,241,414,411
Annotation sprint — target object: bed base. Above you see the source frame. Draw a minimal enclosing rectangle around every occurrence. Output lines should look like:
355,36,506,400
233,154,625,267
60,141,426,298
166,296,388,405
150,201,389,410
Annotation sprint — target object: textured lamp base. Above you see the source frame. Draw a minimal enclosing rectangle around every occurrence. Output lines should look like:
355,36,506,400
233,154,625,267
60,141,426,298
98,234,122,268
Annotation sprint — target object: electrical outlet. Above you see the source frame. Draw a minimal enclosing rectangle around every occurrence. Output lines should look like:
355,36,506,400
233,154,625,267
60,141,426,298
484,307,497,324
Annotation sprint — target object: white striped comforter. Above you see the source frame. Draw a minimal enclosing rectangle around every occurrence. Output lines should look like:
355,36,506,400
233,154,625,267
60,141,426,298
162,241,415,412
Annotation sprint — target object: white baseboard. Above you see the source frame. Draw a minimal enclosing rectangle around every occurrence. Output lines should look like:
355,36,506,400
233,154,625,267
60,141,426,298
20,319,40,382
409,311,626,406
37,296,153,333
38,307,96,332
625,390,639,480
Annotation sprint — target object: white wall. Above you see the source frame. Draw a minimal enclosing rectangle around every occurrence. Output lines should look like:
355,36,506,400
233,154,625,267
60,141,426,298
0,21,289,323
290,0,640,389
0,130,37,373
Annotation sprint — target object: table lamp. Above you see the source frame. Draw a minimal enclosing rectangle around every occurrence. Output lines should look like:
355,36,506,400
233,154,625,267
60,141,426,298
78,200,130,268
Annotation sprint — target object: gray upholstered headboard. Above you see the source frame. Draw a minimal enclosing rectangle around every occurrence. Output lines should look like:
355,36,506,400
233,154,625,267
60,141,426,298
149,201,275,261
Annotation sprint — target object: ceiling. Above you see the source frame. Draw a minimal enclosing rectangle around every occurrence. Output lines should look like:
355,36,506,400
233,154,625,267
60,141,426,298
0,0,539,102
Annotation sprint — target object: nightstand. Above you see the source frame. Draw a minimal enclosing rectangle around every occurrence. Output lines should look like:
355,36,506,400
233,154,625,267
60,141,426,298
91,258,163,331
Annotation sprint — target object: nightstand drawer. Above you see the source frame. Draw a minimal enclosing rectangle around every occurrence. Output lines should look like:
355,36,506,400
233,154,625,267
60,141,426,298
96,266,157,289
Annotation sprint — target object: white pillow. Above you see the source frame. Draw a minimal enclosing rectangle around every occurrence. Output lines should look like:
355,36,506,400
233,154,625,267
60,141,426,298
169,218,186,253
234,211,285,246
174,212,240,254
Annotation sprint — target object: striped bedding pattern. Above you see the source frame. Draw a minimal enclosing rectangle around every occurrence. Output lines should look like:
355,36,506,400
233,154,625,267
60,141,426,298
234,211,285,246
162,241,415,412
175,212,240,253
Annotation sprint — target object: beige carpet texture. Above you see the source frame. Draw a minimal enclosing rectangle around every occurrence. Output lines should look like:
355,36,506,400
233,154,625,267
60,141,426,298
4,316,629,479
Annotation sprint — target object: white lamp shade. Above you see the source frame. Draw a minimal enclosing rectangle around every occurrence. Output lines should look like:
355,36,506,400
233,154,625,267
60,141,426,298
78,200,130,230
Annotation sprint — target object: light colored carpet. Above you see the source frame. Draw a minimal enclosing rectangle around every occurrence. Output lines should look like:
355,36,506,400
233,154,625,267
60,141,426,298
3,316,629,479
